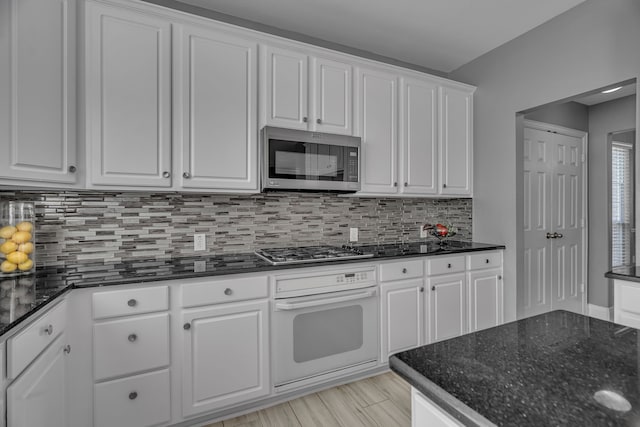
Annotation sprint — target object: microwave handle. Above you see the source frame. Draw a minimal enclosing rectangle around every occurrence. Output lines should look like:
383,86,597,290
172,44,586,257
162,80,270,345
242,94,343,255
274,288,377,311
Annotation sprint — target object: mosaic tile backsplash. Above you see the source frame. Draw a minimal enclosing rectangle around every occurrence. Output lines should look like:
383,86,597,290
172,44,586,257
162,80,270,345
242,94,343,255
0,191,472,267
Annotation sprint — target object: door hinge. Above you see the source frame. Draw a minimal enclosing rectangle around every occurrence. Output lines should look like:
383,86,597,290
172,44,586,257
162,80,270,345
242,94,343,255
580,283,585,294
581,153,586,163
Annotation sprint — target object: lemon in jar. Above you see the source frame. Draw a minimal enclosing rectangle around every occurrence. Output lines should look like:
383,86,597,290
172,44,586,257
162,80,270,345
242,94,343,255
18,242,33,255
0,260,17,273
16,221,33,232
6,251,28,265
11,231,31,244
0,226,17,239
18,258,33,271
0,241,17,254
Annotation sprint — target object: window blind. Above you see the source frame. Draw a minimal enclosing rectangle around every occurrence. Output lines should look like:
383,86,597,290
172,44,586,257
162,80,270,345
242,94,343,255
611,142,634,267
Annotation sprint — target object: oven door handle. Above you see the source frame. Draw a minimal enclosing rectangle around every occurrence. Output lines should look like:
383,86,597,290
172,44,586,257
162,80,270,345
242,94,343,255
274,288,377,311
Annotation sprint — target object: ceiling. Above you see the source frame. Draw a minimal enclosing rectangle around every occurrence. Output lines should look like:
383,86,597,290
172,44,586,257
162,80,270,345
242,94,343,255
574,83,637,106
175,0,587,73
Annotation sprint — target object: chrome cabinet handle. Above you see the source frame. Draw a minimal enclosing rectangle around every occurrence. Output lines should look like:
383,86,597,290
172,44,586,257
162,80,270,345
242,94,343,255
183,172,191,179
498,275,503,280
183,323,191,330
485,259,490,264
404,182,408,187
420,287,424,293
128,299,137,307
224,288,233,296
162,171,171,178
128,334,137,342
402,268,407,274
303,117,308,123
316,118,322,124
43,324,53,335
431,286,436,291
63,345,71,354
129,392,138,400
443,183,447,188
393,182,398,187
447,263,452,269
68,165,77,173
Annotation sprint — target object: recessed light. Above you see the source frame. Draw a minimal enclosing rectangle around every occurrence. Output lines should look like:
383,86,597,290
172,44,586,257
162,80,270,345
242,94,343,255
602,87,623,94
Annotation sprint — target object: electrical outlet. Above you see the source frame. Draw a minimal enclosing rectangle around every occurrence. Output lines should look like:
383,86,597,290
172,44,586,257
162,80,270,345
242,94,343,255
420,225,428,238
349,227,358,242
194,234,206,251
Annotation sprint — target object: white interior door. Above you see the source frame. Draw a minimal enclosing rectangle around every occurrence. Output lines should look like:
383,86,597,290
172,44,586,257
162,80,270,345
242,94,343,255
522,122,586,318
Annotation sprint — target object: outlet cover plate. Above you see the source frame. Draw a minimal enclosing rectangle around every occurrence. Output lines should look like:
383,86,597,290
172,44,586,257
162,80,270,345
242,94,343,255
420,226,428,238
194,234,206,251
349,228,358,242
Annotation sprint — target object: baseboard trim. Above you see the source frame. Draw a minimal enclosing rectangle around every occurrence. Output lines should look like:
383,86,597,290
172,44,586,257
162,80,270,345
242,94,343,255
588,304,613,322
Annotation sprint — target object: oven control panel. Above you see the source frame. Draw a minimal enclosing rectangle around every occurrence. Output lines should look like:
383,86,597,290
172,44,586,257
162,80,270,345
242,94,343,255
274,267,376,298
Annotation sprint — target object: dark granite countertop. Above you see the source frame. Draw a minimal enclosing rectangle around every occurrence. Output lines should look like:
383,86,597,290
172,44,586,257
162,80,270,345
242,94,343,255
606,266,640,283
390,310,640,427
0,240,504,337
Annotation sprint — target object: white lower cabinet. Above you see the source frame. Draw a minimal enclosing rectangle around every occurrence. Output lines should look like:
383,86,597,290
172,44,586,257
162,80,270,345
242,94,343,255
381,280,424,360
94,369,171,427
181,299,270,417
428,273,466,342
412,387,462,427
467,268,503,332
7,333,69,427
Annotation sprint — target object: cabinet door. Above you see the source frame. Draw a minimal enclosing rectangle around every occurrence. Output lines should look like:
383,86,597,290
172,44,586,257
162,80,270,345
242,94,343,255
182,300,269,417
312,57,352,135
400,77,438,195
7,334,68,427
263,46,308,130
412,388,463,427
467,268,503,332
357,67,398,194
381,280,424,362
176,25,258,191
85,1,172,187
439,86,473,195
428,273,466,342
0,0,77,184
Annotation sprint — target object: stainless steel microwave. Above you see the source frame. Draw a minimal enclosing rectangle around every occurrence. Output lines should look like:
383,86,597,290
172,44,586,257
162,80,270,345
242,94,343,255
261,126,361,192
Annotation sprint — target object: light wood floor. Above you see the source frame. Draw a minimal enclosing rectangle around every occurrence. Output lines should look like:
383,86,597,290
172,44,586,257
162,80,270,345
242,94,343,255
205,372,411,427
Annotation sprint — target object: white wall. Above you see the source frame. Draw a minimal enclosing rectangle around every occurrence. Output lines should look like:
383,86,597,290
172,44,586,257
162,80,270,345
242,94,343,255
451,0,640,319
524,102,589,132
588,95,636,306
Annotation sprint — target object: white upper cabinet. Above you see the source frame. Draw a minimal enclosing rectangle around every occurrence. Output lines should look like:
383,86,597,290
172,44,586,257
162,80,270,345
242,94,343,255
262,45,353,135
439,85,473,196
0,0,77,185
357,66,399,194
400,77,438,195
85,1,172,187
175,24,258,191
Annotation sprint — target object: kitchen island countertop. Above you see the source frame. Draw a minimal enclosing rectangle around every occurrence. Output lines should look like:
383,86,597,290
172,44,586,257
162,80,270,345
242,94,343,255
390,310,640,426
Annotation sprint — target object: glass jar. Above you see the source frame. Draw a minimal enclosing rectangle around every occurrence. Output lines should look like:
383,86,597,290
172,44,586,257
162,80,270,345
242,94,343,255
0,202,35,276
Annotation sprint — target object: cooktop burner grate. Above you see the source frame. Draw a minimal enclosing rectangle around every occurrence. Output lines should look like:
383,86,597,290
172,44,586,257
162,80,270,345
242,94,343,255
254,245,373,265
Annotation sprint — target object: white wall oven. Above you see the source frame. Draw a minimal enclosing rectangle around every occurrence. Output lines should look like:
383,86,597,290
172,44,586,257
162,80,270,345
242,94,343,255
272,266,378,389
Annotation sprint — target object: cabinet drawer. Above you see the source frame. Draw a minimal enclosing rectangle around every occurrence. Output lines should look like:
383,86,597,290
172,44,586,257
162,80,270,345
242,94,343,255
427,256,465,275
467,251,502,270
182,276,268,308
379,259,423,282
7,300,67,380
94,313,170,381
94,369,171,427
92,286,168,320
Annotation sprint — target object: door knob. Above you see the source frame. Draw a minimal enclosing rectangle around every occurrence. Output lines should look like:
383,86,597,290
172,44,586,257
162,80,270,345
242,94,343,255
555,232,563,239
546,232,553,239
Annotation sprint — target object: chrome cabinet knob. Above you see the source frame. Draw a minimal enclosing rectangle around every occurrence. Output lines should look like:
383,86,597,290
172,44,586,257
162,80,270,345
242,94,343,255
127,299,137,307
546,232,553,239
431,286,436,291
183,323,191,330
485,259,490,264
393,182,398,187
420,287,424,293
224,288,233,296
183,172,191,179
43,324,53,335
128,334,137,342
443,183,447,188
316,118,322,124
402,268,407,274
129,392,138,400
555,232,563,239
63,344,71,354
162,171,171,178
447,263,452,269
303,117,308,123
498,275,503,280
404,182,408,187
68,165,77,173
